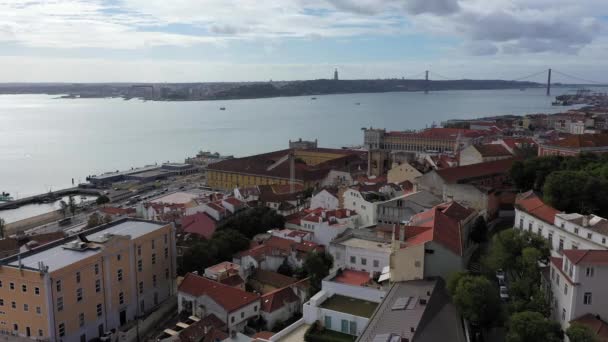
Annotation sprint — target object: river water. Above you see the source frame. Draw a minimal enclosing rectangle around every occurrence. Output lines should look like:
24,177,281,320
0,87,582,198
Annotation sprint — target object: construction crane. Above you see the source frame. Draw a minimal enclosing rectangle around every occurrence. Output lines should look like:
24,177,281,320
266,151,296,194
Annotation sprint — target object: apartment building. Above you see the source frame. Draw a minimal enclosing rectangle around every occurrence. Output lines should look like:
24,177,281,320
546,250,608,332
0,219,177,342
514,191,608,255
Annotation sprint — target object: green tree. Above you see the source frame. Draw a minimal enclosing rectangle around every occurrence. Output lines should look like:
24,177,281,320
450,275,501,327
96,195,110,206
277,259,294,277
566,323,598,342
217,207,285,239
446,271,467,295
469,216,488,244
303,252,333,293
506,311,562,342
103,214,113,224
0,217,5,239
87,213,101,228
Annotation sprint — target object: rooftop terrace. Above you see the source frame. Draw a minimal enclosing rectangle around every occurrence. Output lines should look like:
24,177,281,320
320,295,378,318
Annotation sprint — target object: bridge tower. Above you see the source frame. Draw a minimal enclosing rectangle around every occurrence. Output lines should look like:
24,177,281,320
546,68,552,96
425,70,429,94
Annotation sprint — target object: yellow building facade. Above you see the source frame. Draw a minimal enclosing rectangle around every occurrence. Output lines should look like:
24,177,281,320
0,219,177,342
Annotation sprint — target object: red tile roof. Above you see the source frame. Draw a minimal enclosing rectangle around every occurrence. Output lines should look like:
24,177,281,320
223,197,244,206
388,128,486,139
333,269,371,286
570,314,608,342
473,144,512,157
182,212,217,240
100,207,136,216
435,158,515,184
219,274,245,287
261,287,299,313
515,191,560,224
178,273,259,312
207,201,227,214
253,332,275,340
564,249,608,265
252,269,300,288
544,133,608,149
179,314,227,342
407,202,475,255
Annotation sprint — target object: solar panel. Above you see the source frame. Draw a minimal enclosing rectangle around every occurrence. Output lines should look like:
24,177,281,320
391,296,410,310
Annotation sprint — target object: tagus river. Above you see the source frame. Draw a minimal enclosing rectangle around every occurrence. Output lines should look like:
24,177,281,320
0,88,580,198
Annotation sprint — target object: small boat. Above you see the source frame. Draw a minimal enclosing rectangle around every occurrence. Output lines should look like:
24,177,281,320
311,97,317,100
552,101,562,106
355,102,361,105
0,192,13,202
219,107,226,110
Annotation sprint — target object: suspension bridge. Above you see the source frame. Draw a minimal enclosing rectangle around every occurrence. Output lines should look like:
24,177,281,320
404,68,607,96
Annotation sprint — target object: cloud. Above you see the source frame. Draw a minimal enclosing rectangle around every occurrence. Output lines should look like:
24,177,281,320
464,41,498,56
403,0,460,15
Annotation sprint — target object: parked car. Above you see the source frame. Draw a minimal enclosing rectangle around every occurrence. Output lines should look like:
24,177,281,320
499,286,509,301
496,269,505,282
498,277,506,286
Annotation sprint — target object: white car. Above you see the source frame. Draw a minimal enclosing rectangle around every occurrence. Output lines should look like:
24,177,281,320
496,269,505,282
499,286,509,301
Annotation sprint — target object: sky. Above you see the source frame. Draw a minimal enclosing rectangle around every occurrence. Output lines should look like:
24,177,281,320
0,0,607,82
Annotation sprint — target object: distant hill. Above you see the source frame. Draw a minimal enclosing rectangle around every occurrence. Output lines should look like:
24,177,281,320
0,79,541,101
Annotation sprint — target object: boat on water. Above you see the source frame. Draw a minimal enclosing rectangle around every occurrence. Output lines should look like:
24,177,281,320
311,97,317,100
355,102,361,105
219,107,226,110
0,192,14,202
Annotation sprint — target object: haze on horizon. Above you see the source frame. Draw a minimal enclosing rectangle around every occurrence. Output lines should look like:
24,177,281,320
0,0,607,83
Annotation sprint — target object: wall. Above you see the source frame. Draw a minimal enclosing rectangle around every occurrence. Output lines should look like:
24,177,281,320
5,210,64,236
387,162,422,184
227,300,261,332
390,244,425,282
320,279,385,303
262,300,300,331
342,244,390,277
459,146,482,166
343,190,376,227
443,184,488,216
310,191,339,211
423,241,464,280
316,307,369,336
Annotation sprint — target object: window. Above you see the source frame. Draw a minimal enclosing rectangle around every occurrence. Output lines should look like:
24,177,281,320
117,269,123,281
564,284,568,295
361,258,367,265
140,300,145,313
119,292,124,305
586,267,594,277
96,303,102,317
603,237,606,244
584,292,592,305
519,218,523,229
562,308,566,321
79,313,85,327
95,279,101,293
548,232,553,249
152,239,155,249
23,304,29,312
574,228,579,234
34,287,40,295
153,275,157,287
241,312,244,318
559,238,564,251
58,323,65,337
139,281,143,294
117,254,121,261
165,268,170,279
57,297,63,311
154,292,158,305
11,301,16,309
164,247,169,259
9,282,14,290
341,319,349,333
36,306,41,315
13,324,18,332
38,329,43,337
56,280,61,292
254,305,257,312
324,316,332,329
22,284,27,293
556,275,560,285
350,256,356,264
588,233,593,239
349,321,357,335
94,264,99,275
137,245,141,256
0,299,3,306
537,227,542,235
231,316,235,323
164,234,168,244
528,222,532,232
77,288,83,302
0,280,2,287
152,253,156,265
76,272,81,283
138,260,143,272
373,260,379,268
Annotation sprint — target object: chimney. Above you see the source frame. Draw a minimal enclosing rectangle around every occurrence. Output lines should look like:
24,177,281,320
583,216,589,227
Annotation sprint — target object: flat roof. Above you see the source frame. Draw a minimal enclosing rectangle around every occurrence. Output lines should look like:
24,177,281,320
320,294,378,318
150,192,199,204
5,220,165,272
337,237,392,253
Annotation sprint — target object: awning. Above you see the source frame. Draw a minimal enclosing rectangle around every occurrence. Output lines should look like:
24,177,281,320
163,329,179,336
378,272,391,282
